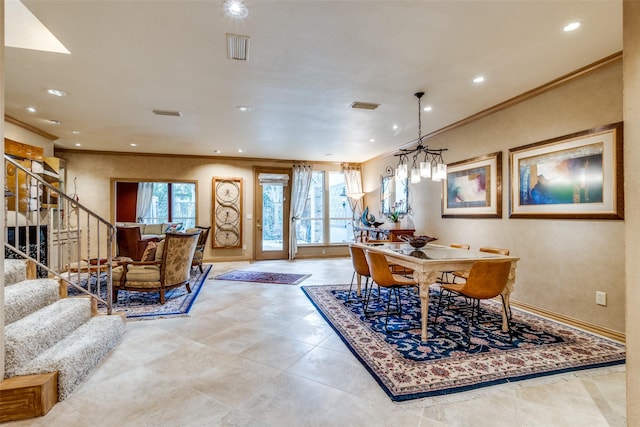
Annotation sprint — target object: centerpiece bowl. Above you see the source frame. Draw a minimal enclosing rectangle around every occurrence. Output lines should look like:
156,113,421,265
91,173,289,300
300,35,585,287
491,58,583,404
400,235,438,248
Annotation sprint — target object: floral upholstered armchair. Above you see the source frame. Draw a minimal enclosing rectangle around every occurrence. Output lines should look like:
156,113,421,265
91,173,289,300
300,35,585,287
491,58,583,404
112,231,200,304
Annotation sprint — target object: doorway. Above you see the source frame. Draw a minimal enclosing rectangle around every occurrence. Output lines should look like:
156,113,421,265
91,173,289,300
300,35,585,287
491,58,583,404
254,167,291,260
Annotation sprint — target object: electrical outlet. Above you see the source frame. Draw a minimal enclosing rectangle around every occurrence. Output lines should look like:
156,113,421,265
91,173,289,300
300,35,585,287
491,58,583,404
596,291,607,306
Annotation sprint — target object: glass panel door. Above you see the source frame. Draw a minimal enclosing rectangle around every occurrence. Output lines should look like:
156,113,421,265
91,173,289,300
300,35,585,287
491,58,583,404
254,168,290,260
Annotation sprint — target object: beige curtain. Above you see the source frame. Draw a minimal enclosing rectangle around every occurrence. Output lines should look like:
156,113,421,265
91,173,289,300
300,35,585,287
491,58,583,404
289,164,313,260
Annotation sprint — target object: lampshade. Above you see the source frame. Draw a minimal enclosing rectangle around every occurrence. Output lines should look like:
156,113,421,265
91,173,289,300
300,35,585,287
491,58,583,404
410,168,421,184
419,161,431,178
396,163,408,179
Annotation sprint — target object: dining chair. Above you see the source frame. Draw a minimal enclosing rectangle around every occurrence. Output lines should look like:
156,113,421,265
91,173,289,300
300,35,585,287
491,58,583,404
435,259,512,348
438,243,471,284
364,249,418,333
451,246,509,283
348,245,372,300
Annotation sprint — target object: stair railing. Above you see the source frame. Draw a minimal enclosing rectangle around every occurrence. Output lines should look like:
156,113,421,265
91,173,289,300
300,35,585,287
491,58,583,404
4,155,116,314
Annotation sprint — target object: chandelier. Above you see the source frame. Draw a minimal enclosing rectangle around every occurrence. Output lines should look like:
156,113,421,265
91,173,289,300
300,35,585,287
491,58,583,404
395,92,447,183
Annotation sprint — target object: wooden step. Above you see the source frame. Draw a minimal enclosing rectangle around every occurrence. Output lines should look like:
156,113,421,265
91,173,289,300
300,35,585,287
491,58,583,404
0,372,58,422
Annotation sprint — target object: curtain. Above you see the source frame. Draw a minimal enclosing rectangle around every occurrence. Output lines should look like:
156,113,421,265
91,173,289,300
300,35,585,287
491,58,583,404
289,164,313,260
342,164,365,225
136,182,154,223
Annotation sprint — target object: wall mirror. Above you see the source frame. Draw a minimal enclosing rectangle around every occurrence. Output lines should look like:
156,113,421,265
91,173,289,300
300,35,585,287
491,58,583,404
381,171,408,215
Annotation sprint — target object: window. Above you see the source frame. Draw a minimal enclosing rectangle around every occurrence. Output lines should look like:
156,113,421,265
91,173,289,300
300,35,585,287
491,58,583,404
116,180,196,229
296,170,354,245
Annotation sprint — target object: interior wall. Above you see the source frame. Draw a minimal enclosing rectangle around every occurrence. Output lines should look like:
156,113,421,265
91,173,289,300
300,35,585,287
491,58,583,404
1,1,6,381
363,61,624,333
623,0,639,423
4,122,55,157
56,152,349,262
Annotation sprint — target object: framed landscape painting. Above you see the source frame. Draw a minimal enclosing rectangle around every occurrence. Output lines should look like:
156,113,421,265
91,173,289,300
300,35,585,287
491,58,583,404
442,151,502,218
509,122,623,219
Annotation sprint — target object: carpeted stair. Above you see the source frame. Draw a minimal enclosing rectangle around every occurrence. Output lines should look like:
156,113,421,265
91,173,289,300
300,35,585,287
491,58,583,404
3,259,126,402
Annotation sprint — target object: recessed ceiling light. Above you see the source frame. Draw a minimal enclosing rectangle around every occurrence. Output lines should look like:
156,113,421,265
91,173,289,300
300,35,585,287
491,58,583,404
423,105,432,112
563,22,581,32
392,124,398,130
71,130,80,134
238,149,244,153
75,143,81,147
223,0,249,19
47,88,66,97
473,76,485,84
369,138,375,143
213,150,221,154
25,106,36,113
130,143,137,147
47,119,61,125
236,106,251,112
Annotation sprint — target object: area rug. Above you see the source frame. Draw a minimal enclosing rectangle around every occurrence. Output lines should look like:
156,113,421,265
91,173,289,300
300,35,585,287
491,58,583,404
214,270,311,285
301,284,626,402
66,264,212,320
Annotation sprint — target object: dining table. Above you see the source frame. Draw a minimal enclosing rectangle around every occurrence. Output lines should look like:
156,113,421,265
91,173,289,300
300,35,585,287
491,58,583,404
354,242,520,342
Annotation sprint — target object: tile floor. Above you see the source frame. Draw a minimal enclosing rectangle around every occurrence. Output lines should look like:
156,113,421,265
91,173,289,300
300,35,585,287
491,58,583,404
8,258,626,426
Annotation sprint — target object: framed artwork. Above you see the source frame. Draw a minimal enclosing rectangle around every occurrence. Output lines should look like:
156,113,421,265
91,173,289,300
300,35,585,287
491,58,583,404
212,177,243,248
509,122,623,219
442,151,502,218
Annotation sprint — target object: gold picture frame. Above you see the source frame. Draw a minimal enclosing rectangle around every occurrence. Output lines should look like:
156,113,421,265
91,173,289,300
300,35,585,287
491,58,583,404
442,151,502,218
509,122,623,219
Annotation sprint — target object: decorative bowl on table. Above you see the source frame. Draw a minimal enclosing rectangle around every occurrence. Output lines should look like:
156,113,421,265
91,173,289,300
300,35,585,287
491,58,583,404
400,235,438,248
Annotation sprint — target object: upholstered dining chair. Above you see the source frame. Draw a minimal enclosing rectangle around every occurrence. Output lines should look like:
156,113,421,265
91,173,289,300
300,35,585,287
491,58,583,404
435,259,512,348
438,243,471,284
451,246,509,284
186,226,211,273
112,231,199,304
364,249,418,333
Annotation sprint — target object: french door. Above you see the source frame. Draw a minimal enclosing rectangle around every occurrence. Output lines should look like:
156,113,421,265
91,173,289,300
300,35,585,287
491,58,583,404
254,167,291,260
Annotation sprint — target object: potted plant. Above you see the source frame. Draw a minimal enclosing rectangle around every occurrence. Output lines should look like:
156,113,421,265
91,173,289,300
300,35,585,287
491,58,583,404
387,211,401,226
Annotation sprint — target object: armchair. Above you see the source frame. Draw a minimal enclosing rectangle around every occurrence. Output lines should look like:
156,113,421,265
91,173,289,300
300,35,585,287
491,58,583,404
186,226,211,273
113,231,200,304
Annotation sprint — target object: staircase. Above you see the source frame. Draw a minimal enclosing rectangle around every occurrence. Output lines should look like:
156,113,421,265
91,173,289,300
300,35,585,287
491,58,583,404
3,155,126,422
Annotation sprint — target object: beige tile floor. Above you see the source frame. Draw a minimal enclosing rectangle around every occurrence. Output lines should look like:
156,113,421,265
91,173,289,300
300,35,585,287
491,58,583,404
9,258,626,427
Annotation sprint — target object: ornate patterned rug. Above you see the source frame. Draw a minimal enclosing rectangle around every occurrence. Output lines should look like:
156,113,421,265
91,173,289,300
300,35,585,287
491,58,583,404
214,270,311,285
301,284,626,401
66,264,212,320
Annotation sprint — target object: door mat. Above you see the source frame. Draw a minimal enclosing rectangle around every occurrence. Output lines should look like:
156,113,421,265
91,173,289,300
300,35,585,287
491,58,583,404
214,270,311,285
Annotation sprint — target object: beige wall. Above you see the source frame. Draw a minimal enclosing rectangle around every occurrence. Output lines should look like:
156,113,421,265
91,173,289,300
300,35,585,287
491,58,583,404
4,121,55,157
624,1,639,424
56,152,349,261
363,61,625,333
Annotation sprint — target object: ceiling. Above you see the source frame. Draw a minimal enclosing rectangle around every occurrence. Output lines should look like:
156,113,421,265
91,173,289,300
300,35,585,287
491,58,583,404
4,0,622,163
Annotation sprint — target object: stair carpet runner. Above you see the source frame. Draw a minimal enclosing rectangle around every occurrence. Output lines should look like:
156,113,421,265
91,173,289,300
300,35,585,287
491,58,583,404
3,259,125,400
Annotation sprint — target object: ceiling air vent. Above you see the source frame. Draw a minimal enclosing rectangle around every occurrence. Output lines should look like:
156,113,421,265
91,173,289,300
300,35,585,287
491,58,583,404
152,109,182,117
227,33,250,61
351,101,380,110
